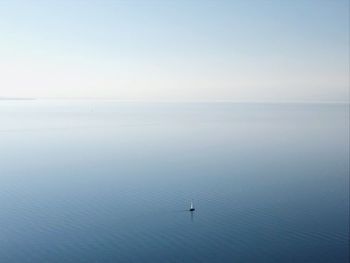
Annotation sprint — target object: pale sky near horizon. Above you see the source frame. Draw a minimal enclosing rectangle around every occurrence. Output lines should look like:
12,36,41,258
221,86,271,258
0,0,349,102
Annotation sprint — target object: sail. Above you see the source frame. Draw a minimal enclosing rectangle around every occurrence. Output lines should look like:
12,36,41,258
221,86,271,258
190,201,194,209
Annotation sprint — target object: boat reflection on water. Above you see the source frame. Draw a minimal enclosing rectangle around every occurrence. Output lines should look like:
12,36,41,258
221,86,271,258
189,201,195,222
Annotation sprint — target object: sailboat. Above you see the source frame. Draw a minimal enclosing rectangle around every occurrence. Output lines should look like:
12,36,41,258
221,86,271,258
189,201,195,211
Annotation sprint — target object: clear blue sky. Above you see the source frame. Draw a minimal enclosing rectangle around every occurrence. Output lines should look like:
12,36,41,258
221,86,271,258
0,0,349,101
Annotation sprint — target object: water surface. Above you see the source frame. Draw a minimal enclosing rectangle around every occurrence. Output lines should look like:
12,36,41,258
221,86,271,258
0,101,348,263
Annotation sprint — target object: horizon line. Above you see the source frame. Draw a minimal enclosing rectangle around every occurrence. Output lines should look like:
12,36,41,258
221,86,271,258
0,97,349,104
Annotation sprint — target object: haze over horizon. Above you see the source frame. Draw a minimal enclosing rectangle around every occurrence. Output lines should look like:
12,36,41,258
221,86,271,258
0,0,349,102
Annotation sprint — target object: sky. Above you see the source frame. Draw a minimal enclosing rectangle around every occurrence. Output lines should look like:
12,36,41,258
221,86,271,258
0,0,349,102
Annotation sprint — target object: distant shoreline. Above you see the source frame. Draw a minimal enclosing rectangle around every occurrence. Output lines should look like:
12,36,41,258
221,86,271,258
0,98,36,101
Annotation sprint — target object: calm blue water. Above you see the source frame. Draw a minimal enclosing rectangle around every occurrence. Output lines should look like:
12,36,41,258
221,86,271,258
0,101,348,263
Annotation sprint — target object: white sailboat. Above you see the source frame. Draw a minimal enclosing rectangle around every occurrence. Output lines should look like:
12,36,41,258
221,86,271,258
189,201,195,211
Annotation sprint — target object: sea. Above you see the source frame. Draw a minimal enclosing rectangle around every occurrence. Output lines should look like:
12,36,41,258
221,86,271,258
0,100,348,263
